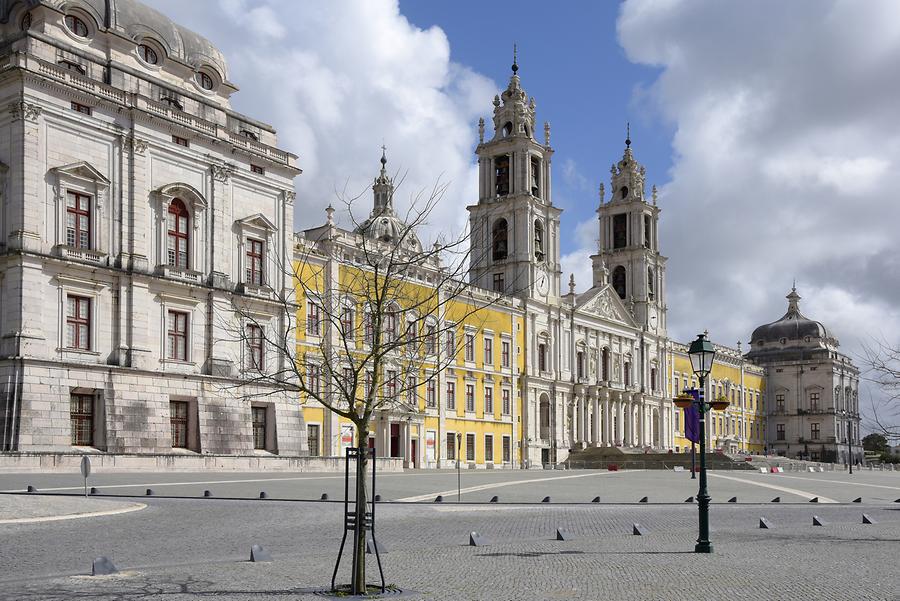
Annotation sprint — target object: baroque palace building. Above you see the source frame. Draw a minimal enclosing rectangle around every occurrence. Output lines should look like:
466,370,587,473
0,0,304,455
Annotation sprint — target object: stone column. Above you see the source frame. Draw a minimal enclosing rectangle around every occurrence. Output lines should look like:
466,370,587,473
581,397,589,444
601,390,611,446
616,396,624,445
591,390,600,446
573,395,581,445
634,394,645,447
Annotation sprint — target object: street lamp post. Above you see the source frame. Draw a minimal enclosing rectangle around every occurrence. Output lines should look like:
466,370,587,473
674,333,729,554
456,432,462,502
846,416,853,475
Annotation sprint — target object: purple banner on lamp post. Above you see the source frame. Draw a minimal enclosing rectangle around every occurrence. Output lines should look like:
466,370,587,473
684,388,700,444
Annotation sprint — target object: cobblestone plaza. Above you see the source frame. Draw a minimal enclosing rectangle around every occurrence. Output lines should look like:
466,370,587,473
1,469,898,600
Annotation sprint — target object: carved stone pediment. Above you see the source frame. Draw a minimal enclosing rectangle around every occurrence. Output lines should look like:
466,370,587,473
575,285,636,326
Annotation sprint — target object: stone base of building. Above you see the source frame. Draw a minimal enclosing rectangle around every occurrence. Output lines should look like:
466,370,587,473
0,451,404,473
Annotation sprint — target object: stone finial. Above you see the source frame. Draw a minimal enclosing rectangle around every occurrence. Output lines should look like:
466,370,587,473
568,274,576,295
325,204,335,225
786,285,801,313
610,163,617,178
512,43,518,74
625,122,631,148
493,95,501,108
599,183,605,204
478,118,485,144
544,121,551,146
652,184,658,205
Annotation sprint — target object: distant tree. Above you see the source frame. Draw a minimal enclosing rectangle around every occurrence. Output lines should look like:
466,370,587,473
860,339,900,443
862,433,888,454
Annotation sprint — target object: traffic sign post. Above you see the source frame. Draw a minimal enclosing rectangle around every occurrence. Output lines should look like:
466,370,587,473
80,456,91,497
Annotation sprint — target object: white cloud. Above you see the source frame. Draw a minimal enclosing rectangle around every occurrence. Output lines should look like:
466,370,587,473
614,0,900,427
148,0,495,244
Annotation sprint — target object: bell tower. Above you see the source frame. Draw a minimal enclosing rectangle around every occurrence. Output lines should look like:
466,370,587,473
467,50,561,303
593,128,667,334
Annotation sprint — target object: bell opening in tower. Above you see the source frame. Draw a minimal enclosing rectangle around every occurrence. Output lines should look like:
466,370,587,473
613,214,627,249
495,155,510,196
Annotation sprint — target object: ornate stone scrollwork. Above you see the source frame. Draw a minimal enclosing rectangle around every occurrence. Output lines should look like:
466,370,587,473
211,164,233,183
283,189,296,206
9,101,42,122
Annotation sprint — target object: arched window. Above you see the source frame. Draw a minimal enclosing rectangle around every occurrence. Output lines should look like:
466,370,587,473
65,14,89,37
647,267,655,300
601,348,610,381
533,220,544,261
502,122,513,137
492,218,508,261
196,71,214,90
612,266,626,299
21,11,31,31
494,155,510,196
167,199,190,269
530,156,540,197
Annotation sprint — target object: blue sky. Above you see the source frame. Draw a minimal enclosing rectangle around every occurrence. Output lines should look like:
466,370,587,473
400,1,672,260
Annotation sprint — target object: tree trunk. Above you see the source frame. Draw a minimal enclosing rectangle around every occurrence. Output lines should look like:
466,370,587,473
351,422,370,594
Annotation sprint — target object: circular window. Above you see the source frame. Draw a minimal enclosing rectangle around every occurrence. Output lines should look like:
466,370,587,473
21,11,31,31
65,15,89,37
196,71,214,90
138,44,159,65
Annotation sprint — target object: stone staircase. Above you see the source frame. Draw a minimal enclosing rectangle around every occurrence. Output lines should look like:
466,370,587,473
563,446,755,471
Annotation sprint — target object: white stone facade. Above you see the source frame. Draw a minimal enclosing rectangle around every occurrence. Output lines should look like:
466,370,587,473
467,65,670,466
0,0,305,456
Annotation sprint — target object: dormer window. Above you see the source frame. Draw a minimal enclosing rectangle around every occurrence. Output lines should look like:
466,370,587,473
138,44,159,65
196,71,214,91
65,15,89,37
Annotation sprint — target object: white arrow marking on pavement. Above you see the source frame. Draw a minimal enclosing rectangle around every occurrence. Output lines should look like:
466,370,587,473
708,473,837,503
394,471,637,503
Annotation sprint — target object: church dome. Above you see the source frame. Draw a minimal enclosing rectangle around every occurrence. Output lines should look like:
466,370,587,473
353,149,422,252
10,0,229,79
750,287,830,345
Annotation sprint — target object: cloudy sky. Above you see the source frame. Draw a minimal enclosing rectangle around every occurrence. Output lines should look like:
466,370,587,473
149,0,900,424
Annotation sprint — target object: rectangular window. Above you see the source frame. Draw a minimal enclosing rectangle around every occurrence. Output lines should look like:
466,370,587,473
465,384,475,412
775,394,785,413
70,394,93,446
811,423,820,440
247,324,264,370
613,213,627,249
167,201,190,269
446,432,456,461
530,156,541,197
445,329,456,359
466,433,476,461
71,101,92,115
307,424,320,457
464,334,475,362
306,302,320,336
675,410,680,432
502,388,511,415
484,338,493,367
166,310,188,361
538,343,547,372
246,238,264,286
484,386,493,415
426,379,436,408
495,155,510,196
66,295,91,350
364,312,374,345
252,406,267,450
406,375,417,406
172,135,189,147
425,324,437,354
485,434,494,462
501,341,510,368
307,363,321,395
341,306,354,336
493,272,505,293
776,423,785,441
809,391,820,411
364,371,373,400
386,370,398,400
250,164,265,175
405,321,417,355
502,436,511,463
66,192,91,249
170,401,188,448
446,381,456,411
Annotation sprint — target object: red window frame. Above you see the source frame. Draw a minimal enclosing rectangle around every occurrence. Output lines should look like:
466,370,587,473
170,401,188,448
66,295,91,350
502,389,511,415
167,310,188,361
246,238,264,286
426,380,436,408
465,384,475,412
501,341,510,368
446,381,456,410
483,338,493,366
464,334,474,362
424,324,436,354
167,199,189,269
247,324,264,370
66,192,91,249
306,302,320,336
484,386,493,414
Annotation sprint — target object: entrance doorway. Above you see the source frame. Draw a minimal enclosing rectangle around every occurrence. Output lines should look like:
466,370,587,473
541,448,550,466
390,423,400,457
411,439,417,468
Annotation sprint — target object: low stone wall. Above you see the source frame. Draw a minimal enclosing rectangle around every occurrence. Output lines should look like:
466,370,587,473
0,452,404,473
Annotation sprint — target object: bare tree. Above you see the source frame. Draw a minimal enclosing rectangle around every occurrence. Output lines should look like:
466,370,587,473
220,171,518,593
860,337,900,443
